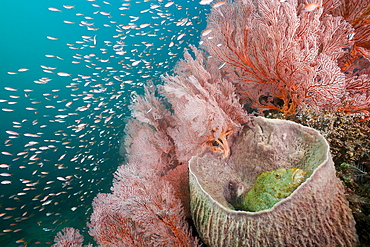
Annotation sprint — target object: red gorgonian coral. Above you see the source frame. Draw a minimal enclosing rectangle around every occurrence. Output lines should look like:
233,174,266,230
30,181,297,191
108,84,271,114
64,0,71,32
202,0,369,117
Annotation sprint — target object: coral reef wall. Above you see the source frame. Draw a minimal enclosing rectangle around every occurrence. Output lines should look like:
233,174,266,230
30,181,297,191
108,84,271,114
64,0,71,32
52,0,369,246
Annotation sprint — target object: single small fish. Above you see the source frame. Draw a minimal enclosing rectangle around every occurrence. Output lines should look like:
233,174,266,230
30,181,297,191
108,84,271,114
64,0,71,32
132,60,141,66
149,4,159,10
140,23,150,28
62,5,75,9
2,108,14,112
202,29,213,36
165,2,174,7
302,3,321,12
57,176,67,181
6,130,19,136
43,69,54,74
177,33,185,40
348,33,355,40
57,72,71,77
93,35,97,45
200,0,214,5
218,62,226,69
213,1,226,8
48,7,62,12
24,133,41,138
42,200,53,206
0,164,10,169
47,36,58,40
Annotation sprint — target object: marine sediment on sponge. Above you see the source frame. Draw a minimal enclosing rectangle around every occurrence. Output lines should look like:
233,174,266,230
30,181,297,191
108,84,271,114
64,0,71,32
189,117,358,247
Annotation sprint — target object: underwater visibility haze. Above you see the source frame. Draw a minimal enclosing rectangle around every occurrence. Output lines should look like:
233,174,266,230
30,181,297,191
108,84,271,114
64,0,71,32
0,0,209,245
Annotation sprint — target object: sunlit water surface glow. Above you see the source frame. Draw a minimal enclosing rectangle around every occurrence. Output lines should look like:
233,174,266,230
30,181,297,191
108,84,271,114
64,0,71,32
0,0,210,245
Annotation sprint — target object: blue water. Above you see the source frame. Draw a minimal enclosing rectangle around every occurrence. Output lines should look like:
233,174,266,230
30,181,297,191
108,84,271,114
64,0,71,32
0,0,209,245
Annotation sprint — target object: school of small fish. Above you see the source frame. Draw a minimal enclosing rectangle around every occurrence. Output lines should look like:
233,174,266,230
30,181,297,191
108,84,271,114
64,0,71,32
1,0,212,245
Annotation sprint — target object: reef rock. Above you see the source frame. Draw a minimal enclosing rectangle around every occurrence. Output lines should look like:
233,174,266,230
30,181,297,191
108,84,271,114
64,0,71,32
189,117,358,246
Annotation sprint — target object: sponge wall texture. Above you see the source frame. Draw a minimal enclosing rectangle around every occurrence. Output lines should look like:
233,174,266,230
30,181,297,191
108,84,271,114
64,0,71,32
189,117,358,246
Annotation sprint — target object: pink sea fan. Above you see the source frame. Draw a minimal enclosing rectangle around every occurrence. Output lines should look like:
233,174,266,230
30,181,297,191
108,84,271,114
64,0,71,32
52,227,85,247
161,46,249,162
88,165,200,246
202,0,354,115
123,82,178,174
325,0,370,48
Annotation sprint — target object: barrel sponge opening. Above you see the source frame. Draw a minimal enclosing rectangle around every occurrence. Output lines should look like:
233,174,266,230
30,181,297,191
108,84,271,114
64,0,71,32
189,117,358,246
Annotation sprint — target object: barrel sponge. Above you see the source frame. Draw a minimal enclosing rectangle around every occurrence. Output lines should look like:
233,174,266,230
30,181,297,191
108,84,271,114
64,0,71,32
189,117,358,246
